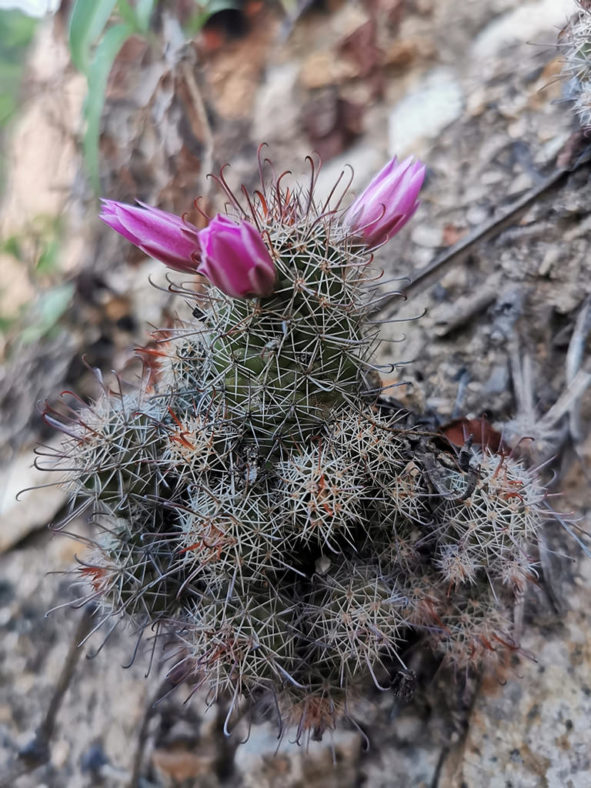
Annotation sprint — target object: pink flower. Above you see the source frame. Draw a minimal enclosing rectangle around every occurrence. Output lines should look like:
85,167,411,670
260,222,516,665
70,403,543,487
344,156,426,247
197,215,276,299
100,200,200,273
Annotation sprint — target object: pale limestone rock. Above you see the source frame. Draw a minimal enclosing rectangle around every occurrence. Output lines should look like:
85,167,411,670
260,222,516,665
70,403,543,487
388,68,464,156
0,442,66,553
234,724,361,788
440,555,591,788
471,0,575,60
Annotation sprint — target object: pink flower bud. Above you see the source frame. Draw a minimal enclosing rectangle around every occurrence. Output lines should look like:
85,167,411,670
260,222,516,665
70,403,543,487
197,215,276,299
99,200,200,273
344,156,426,247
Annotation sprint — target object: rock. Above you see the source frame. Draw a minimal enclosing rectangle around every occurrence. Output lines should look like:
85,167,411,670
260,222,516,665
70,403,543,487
314,143,384,205
483,364,510,395
152,743,219,784
361,739,440,788
234,724,361,788
339,20,380,82
383,38,432,69
0,442,67,553
388,68,464,155
204,12,279,120
299,51,358,90
252,63,301,146
80,740,109,774
411,225,443,248
471,0,574,60
465,205,490,226
301,90,364,161
440,555,591,788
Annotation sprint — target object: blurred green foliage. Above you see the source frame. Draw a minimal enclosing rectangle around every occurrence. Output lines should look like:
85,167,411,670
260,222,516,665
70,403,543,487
0,215,66,342
0,1,238,349
19,282,74,344
69,0,238,192
69,0,157,191
0,10,37,126
0,10,38,189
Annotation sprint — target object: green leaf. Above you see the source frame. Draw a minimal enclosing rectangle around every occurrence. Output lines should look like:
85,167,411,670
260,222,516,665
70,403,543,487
0,10,37,53
111,0,155,36
0,13,37,129
0,313,16,336
35,234,61,276
83,22,134,191
20,283,74,345
68,0,118,73
1,235,21,259
0,59,22,90
115,0,138,29
0,90,18,126
202,0,241,13
135,0,156,33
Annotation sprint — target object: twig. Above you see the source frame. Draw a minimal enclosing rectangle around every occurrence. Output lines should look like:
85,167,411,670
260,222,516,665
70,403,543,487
510,348,536,424
433,281,499,337
0,603,97,787
539,367,591,434
566,297,591,442
537,531,564,615
374,149,591,316
180,60,216,209
128,676,176,788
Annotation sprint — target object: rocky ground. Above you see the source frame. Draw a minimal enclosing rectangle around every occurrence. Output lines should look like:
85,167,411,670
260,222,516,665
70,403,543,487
1,0,591,785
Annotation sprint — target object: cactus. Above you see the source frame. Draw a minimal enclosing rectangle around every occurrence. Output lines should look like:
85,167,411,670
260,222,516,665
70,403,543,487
45,150,554,737
433,449,543,593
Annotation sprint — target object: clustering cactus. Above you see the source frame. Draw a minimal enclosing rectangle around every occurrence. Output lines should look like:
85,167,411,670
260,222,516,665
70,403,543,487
45,150,551,738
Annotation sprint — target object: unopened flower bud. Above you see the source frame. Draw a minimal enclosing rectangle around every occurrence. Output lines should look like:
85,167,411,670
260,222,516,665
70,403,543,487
344,156,426,247
197,215,276,299
100,200,200,273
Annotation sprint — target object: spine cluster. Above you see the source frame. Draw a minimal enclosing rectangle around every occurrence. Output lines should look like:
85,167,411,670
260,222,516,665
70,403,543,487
45,152,550,738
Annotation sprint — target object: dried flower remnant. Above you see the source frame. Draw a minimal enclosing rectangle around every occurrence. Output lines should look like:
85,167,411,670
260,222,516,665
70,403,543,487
45,148,554,739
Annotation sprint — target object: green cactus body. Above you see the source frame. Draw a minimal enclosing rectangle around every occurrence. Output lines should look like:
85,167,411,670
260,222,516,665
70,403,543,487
198,222,376,451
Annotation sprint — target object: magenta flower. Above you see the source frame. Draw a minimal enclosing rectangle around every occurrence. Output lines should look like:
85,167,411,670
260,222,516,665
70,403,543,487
197,215,276,299
344,156,426,247
100,200,200,273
